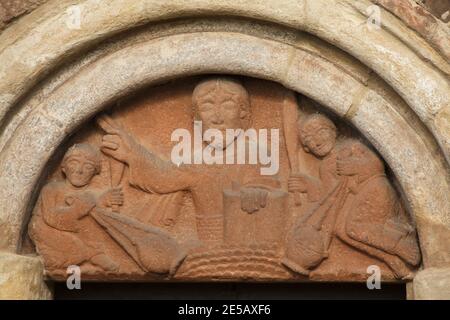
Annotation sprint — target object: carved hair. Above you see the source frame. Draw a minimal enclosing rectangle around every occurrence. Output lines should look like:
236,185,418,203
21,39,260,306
298,113,337,143
61,143,102,174
192,76,251,128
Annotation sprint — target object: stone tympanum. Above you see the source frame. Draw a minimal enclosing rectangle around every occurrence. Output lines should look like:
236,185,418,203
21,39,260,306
29,76,421,281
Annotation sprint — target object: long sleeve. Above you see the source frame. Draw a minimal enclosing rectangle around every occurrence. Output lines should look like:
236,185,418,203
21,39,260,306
127,143,194,194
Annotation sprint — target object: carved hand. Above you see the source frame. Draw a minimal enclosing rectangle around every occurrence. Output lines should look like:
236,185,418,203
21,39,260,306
240,187,268,214
97,115,140,164
97,187,124,209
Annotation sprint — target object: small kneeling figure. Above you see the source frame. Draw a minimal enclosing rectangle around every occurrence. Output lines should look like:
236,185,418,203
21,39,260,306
283,114,420,278
29,143,122,272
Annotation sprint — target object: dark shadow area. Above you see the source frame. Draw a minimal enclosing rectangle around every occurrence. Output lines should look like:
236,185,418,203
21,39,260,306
54,282,405,300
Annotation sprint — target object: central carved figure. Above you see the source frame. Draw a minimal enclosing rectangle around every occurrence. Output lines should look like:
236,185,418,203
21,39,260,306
98,77,273,246
28,76,421,282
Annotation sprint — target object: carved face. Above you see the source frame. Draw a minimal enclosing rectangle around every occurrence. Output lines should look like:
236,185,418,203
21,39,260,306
193,79,249,136
300,119,337,157
62,154,97,187
196,90,244,134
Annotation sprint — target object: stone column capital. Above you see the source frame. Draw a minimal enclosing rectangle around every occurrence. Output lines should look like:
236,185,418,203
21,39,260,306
411,268,450,300
0,252,52,300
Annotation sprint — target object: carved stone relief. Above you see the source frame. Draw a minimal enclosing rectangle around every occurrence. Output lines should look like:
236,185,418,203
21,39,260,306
28,76,421,282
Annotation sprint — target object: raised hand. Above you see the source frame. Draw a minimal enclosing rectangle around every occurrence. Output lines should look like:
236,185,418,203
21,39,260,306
97,187,124,209
97,115,139,164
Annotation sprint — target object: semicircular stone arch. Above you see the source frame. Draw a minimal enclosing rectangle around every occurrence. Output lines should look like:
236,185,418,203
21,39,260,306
1,30,448,256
